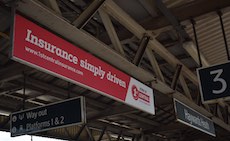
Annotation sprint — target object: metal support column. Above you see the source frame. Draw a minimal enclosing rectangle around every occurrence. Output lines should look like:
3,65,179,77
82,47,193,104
191,19,202,67
133,34,150,66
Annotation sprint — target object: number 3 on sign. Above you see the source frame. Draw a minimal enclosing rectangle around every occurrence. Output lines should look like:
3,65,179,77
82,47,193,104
210,69,227,94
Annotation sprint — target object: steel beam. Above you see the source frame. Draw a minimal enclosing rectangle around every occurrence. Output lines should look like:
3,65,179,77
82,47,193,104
0,63,26,83
73,0,105,29
41,0,61,15
124,114,160,127
102,2,230,131
138,0,157,18
97,126,107,141
0,32,9,39
64,128,72,140
106,131,112,141
103,0,198,85
145,48,165,82
0,86,22,95
217,105,224,120
88,121,133,138
98,9,125,56
155,0,189,40
86,125,95,141
183,41,210,67
143,123,187,134
179,75,192,100
88,106,137,121
170,64,182,90
21,77,110,109
74,124,86,140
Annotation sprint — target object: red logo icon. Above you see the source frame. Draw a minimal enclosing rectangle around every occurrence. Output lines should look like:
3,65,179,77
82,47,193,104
131,85,150,103
132,85,139,100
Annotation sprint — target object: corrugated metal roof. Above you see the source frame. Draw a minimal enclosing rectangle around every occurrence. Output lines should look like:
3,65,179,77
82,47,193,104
185,8,230,65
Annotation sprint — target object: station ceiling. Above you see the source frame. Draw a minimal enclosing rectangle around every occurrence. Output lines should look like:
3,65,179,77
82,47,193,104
1,0,230,141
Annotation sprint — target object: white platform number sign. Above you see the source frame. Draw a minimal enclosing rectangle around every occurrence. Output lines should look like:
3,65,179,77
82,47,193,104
197,62,230,103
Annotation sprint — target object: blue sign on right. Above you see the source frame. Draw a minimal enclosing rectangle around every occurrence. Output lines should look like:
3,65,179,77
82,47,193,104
197,62,230,104
174,99,215,137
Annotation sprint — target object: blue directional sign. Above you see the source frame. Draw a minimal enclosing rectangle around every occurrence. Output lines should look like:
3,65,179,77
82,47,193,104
197,62,230,103
10,97,85,137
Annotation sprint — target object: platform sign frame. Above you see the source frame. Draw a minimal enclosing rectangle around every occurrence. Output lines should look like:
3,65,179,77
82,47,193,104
174,98,216,137
11,13,155,115
10,97,86,137
197,62,230,104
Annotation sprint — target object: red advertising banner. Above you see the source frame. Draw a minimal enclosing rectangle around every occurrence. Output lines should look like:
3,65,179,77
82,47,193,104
12,14,155,115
